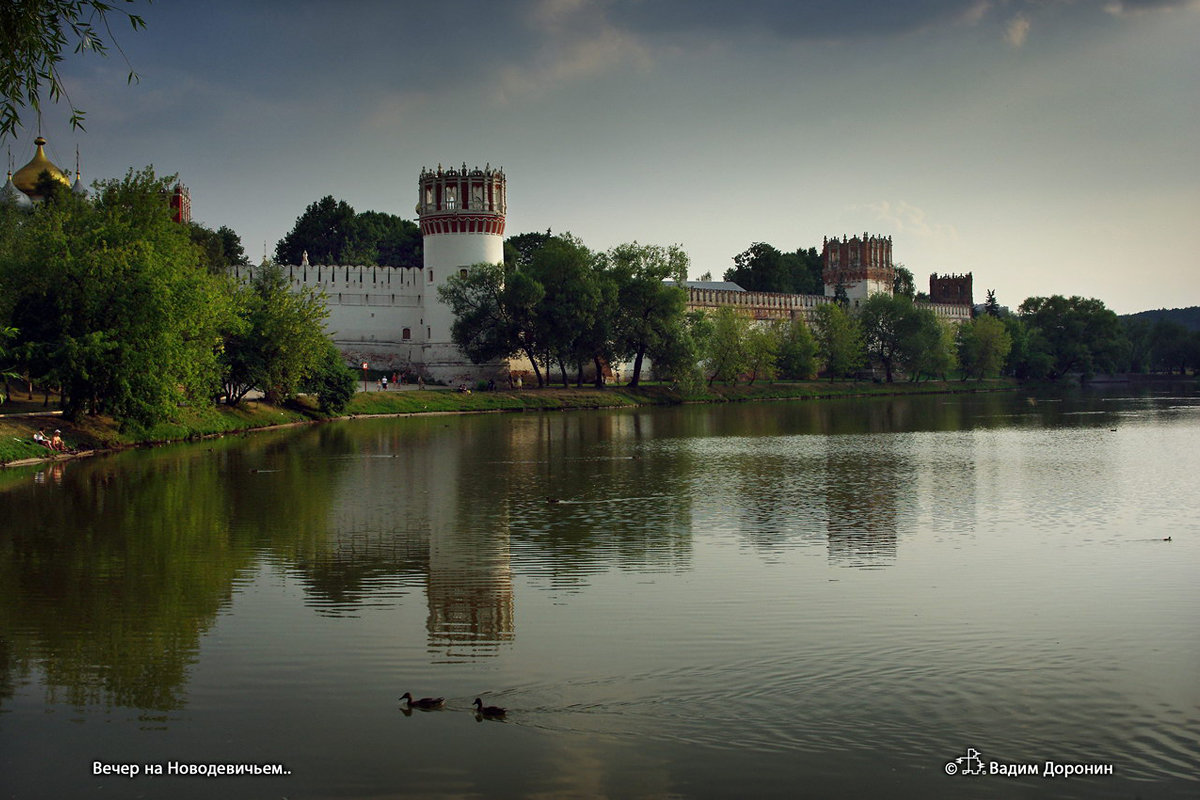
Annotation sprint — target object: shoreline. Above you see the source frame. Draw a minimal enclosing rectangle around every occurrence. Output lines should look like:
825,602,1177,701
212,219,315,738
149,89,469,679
1,380,1016,470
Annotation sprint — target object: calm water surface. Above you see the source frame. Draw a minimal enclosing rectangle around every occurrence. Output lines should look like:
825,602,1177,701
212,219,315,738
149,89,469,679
1,387,1198,798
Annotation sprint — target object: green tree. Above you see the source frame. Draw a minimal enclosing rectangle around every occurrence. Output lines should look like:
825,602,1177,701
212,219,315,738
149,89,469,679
724,242,823,294
608,242,689,386
1122,318,1153,373
0,325,20,403
438,261,547,386
812,302,863,380
1,0,146,137
301,339,357,414
858,293,921,383
353,210,421,267
1148,319,1193,374
745,321,783,385
1018,295,1128,380
647,310,705,388
220,264,330,405
504,230,552,269
900,308,955,382
274,199,421,267
189,222,249,274
702,307,751,385
0,167,230,425
983,289,1001,317
776,316,817,380
957,314,1012,380
275,196,360,265
525,234,606,387
893,264,916,299
1002,315,1051,380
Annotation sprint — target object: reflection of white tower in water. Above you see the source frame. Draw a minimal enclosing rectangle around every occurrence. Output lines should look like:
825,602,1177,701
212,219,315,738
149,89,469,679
417,163,506,383
423,424,514,658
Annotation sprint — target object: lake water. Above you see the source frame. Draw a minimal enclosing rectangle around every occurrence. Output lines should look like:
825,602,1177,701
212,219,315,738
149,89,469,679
1,387,1198,798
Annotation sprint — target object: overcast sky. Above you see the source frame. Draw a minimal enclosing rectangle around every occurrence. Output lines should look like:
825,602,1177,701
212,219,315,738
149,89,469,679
7,0,1198,314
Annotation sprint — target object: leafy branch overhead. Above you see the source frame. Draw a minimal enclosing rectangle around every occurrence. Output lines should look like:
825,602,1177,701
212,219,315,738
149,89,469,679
0,0,146,138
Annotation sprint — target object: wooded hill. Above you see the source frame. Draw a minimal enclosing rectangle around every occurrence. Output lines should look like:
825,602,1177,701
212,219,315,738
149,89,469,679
1121,307,1200,331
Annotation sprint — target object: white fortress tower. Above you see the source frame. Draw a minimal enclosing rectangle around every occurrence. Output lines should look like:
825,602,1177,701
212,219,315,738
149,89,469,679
417,163,506,381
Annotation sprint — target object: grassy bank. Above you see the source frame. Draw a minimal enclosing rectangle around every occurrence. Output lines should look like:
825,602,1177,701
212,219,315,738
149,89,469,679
1,378,1015,466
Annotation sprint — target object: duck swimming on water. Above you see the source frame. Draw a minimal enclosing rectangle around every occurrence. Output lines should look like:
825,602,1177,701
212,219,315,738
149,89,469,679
473,698,506,718
401,692,445,710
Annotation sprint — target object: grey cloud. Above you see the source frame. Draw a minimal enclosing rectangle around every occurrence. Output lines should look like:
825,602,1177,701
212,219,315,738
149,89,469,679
1103,0,1198,12
600,0,989,39
599,0,1197,40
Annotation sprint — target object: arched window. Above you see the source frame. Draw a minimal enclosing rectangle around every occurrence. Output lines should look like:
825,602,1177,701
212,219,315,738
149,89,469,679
459,268,468,279
402,328,411,340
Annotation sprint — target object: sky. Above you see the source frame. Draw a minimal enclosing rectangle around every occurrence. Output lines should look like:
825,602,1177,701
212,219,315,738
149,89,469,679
5,0,1198,314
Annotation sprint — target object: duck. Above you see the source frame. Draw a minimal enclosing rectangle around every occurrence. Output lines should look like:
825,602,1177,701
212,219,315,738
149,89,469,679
473,697,506,718
546,496,560,504
400,692,445,710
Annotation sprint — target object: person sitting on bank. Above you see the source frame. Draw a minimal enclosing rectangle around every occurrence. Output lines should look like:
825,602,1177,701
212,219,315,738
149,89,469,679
33,429,51,448
50,430,66,452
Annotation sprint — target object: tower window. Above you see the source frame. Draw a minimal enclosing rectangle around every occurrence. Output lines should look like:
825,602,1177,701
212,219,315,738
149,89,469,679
402,328,411,340
459,268,468,278
428,269,433,283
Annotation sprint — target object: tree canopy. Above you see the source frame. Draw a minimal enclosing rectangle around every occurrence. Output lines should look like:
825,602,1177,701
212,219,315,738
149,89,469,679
439,234,691,388
0,166,353,425
0,167,231,425
608,241,689,386
723,242,823,295
274,196,421,267
1017,295,1126,380
220,263,331,405
189,222,249,274
812,302,864,380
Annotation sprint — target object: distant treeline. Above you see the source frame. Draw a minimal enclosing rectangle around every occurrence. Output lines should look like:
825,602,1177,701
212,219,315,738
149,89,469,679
1120,307,1200,332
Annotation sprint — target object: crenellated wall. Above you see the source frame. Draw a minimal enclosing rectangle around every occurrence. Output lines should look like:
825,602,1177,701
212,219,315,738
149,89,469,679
228,263,430,371
683,285,972,324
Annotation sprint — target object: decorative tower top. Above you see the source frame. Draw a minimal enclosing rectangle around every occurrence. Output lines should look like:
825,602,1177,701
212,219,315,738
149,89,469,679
12,136,71,199
169,183,191,223
1,171,33,209
821,232,896,300
417,163,506,237
72,145,87,197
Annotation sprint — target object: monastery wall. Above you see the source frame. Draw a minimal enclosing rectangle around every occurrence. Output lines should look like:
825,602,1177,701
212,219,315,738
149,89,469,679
684,286,972,325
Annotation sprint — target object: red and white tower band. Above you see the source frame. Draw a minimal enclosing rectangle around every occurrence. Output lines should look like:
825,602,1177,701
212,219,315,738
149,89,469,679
822,233,895,300
417,163,507,378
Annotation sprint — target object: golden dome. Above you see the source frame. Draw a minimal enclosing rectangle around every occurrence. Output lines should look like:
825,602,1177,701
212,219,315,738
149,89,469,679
12,137,71,197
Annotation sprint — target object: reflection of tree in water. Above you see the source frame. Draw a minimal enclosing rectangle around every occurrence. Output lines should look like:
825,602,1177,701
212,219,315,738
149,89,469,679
0,426,348,712
501,412,694,594
0,449,247,711
222,423,432,615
